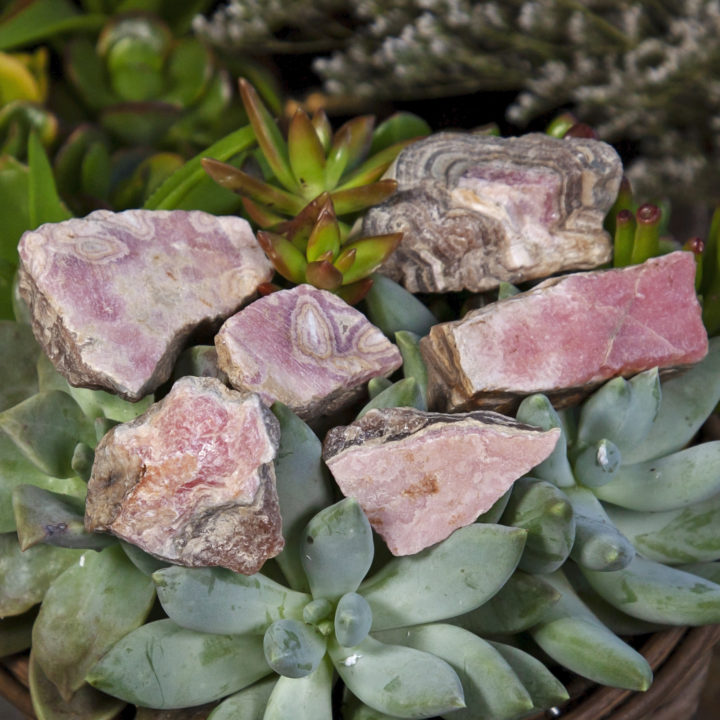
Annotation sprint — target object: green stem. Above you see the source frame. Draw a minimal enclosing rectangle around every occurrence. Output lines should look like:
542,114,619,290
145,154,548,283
613,209,635,267
630,204,661,265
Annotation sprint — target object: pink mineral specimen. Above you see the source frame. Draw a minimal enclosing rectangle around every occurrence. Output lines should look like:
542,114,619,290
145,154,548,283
215,284,403,420
421,251,709,413
85,376,284,574
18,209,273,401
323,407,559,555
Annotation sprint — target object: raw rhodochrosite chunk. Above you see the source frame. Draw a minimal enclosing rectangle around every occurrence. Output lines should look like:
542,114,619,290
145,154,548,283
85,376,284,574
323,407,559,555
18,209,273,401
421,251,709,413
362,132,622,293
215,284,403,420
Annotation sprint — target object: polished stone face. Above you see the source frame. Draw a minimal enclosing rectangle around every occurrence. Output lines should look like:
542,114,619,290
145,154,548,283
421,251,709,413
18,209,272,400
85,376,284,574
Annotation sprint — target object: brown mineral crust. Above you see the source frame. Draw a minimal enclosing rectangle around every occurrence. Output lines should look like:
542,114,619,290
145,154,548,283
420,251,709,413
85,376,284,574
18,209,273,401
323,406,559,555
362,132,622,293
215,284,402,420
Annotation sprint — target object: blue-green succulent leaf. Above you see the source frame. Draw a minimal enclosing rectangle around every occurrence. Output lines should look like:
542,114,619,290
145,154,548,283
0,321,39,411
263,618,327,679
328,635,465,718
357,378,424,418
335,592,373,648
264,655,333,719
28,129,72,228
360,524,526,631
86,619,271,709
573,439,622,488
153,566,309,635
364,273,436,338
301,498,374,602
367,377,392,399
395,331,428,410
207,677,276,720
120,541,168,577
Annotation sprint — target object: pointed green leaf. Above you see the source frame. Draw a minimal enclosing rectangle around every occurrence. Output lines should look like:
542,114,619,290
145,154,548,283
263,618,327,678
334,116,374,174
301,498,374,602
360,524,527,630
271,402,334,592
330,180,398,217
357,378,423,418
335,277,374,305
324,126,352,191
67,386,154,423
329,635,464,718
264,657,333,720
337,140,415,190
497,281,520,299
153,565,309,635
28,130,72,228
29,652,125,720
241,197,287,228
86,619,271,709
33,545,155,700
377,624,533,720
311,110,332,152
239,78,299,194
363,273,436,338
0,606,37,657
0,155,29,264
306,260,343,290
13,485,112,551
340,233,401,286
369,113,430,155
0,533,82,616
394,331,428,409
207,677,276,720
0,321,39,411
367,376,392,399
289,109,327,200
306,201,340,262
257,230,307,284
0,390,96,477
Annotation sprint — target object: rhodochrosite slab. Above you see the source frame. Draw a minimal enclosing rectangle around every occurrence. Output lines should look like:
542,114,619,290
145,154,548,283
323,407,559,555
18,209,273,401
421,251,709,413
216,284,403,420
85,377,283,574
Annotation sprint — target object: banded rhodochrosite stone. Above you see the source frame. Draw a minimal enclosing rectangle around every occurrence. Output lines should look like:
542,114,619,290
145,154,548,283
215,284,403,420
421,252,709,413
323,407,559,555
85,376,283,574
18,209,273,401
362,132,622,293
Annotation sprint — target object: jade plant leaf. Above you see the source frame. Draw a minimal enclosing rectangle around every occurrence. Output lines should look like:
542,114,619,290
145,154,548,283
13,484,112,551
153,566,309,635
263,618,327,678
67,386,154,423
356,378,424,418
0,390,96,477
301,498,374,602
271,402,335,592
207,677,276,720
360,524,527,631
328,635,465,718
27,129,72,229
0,321,39,411
86,619,271,709
264,656,333,720
32,544,156,700
0,533,82,616
377,623,534,720
29,652,125,720
363,273,436,338
0,606,37,656
0,155,29,264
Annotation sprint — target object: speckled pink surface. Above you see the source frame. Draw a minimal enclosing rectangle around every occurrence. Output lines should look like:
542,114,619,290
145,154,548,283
216,284,402,419
85,376,283,574
18,209,273,400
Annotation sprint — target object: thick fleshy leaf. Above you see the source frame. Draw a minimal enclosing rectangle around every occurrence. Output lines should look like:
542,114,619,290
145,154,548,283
239,78,298,194
342,694,398,720
580,555,720,625
289,109,326,200
0,390,95,477
0,533,82,616
573,438,621,488
377,624,533,720
301,498,374,602
341,233,402,286
311,110,332,152
0,155,29,264
257,230,307,284
86,619,271,709
0,321,39,411
335,592,373,648
367,376,392,399
329,635,464,718
263,618,327,678
0,606,37,656
324,126,352,191
369,113,430,155
264,657,333,720
594,442,720,511
394,331,428,410
450,571,560,635
306,200,340,262
306,260,343,290
207,677,276,720
29,652,125,720
334,116,374,174
154,565,309,635
271,403,334,592
363,273,436,338
28,129,72,229
68,385,154,423
330,180,398,217
337,140,415,190
335,277,374,306
475,487,512,524
120,541,168,577
360,524,527,630
357,378,424,418
241,197,287,228
13,485,111,551
33,545,155,700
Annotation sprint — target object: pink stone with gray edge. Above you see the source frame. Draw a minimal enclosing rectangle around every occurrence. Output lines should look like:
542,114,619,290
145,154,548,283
216,284,403,420
420,251,709,413
18,209,273,401
85,376,284,575
323,407,560,555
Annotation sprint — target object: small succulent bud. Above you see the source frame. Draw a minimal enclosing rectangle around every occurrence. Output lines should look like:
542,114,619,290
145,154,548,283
563,123,599,139
682,236,705,291
630,203,662,264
